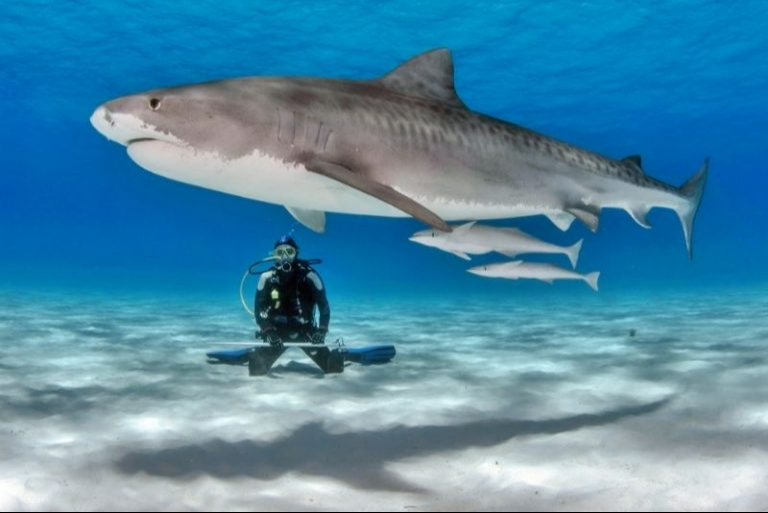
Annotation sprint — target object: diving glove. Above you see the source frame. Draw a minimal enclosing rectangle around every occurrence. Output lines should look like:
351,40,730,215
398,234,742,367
310,327,328,345
262,327,282,346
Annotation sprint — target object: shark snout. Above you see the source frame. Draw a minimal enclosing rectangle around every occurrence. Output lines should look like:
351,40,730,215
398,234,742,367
90,105,114,140
90,99,178,148
90,103,142,146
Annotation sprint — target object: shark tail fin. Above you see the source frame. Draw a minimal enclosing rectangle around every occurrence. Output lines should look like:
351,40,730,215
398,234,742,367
567,239,583,269
584,272,600,292
676,158,709,260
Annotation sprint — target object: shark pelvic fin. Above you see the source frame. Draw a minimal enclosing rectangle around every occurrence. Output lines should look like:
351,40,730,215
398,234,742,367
285,206,326,233
545,211,576,231
567,206,601,232
376,48,467,109
305,159,452,233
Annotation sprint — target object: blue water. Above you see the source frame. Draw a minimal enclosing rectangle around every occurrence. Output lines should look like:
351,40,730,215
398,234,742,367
2,1,768,510
2,0,767,296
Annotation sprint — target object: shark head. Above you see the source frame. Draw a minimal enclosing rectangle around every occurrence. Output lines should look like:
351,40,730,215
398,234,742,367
466,265,489,276
409,221,476,247
90,81,282,172
91,91,179,148
467,261,522,278
408,227,450,249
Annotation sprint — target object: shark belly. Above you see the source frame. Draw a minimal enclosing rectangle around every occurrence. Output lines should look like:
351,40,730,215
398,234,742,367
125,140,559,221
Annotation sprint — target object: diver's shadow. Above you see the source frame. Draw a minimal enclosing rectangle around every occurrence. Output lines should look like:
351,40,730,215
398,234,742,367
270,360,326,377
115,397,673,493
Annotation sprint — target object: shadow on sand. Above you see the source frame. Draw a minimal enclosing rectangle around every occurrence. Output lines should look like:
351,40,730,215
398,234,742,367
116,397,672,493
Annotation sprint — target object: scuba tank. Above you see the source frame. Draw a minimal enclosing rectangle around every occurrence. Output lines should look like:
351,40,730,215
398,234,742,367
239,257,322,316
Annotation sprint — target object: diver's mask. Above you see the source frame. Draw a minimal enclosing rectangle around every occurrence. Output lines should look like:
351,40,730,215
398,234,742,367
274,244,297,272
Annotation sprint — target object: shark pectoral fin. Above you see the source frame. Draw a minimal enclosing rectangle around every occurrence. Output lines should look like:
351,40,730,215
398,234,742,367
305,159,452,232
546,211,576,231
567,207,601,233
450,250,472,261
626,206,652,229
285,206,326,233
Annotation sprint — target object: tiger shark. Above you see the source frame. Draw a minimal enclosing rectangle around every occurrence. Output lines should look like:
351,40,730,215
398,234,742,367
90,48,708,257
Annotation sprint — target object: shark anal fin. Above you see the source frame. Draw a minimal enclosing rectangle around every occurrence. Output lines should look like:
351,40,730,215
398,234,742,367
305,159,452,232
285,206,326,233
627,206,652,229
567,207,600,233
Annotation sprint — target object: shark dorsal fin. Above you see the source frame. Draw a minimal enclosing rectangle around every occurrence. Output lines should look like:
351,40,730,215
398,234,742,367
376,49,466,109
453,221,477,235
622,155,643,170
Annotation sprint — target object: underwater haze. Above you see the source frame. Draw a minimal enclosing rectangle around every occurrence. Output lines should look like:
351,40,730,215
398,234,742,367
2,1,768,511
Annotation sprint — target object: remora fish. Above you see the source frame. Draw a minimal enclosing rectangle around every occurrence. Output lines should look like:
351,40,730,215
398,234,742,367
90,49,708,256
409,221,583,268
468,261,601,291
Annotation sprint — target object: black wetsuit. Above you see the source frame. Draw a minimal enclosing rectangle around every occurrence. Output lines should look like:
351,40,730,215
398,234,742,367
255,262,330,343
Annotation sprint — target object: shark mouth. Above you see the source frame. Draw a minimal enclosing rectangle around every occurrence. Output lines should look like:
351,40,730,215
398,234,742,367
127,138,160,145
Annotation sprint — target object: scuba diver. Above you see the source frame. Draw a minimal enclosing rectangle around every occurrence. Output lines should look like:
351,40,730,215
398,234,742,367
255,235,330,346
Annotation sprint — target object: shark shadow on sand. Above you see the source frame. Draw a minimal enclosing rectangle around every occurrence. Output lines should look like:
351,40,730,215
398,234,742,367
115,397,672,493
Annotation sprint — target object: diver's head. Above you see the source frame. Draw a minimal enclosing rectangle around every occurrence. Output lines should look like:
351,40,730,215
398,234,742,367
274,235,299,272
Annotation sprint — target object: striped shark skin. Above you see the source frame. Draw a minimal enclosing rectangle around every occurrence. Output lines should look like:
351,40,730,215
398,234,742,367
91,49,708,257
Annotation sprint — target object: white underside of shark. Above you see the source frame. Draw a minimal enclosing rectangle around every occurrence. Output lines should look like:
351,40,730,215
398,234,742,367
126,135,575,228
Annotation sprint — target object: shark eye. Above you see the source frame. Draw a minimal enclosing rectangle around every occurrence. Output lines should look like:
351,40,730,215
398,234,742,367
431,232,435,238
149,98,162,111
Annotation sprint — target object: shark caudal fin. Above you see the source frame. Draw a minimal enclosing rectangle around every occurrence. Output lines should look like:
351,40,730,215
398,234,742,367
584,272,600,292
676,158,709,260
566,239,583,269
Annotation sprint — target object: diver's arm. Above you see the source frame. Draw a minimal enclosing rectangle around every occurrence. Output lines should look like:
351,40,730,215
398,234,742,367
307,271,330,330
255,271,274,331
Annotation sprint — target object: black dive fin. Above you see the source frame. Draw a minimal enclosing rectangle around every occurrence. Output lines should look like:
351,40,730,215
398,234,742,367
305,159,452,232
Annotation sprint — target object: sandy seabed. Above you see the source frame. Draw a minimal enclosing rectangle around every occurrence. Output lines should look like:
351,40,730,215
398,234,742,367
0,289,766,511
